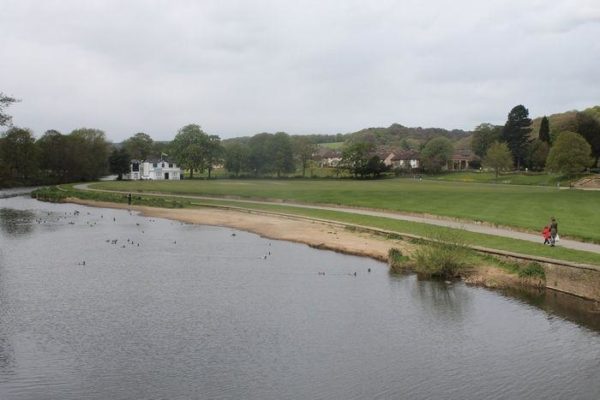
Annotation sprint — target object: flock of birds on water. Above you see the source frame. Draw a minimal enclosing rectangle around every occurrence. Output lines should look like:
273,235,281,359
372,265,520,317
26,207,373,277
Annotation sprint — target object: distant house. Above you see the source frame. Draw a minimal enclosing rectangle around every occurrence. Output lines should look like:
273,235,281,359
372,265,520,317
125,158,182,180
446,149,477,171
384,150,420,169
317,149,343,167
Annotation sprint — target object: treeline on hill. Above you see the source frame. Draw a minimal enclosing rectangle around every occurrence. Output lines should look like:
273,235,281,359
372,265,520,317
472,105,600,178
2,89,599,187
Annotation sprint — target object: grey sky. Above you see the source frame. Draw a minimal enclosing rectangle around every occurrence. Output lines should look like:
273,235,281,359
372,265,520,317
2,0,599,141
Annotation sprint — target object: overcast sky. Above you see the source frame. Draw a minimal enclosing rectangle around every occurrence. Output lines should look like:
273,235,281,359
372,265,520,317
1,0,599,141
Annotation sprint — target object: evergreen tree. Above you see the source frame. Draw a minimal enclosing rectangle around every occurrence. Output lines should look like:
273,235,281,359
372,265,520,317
501,105,532,169
539,116,550,143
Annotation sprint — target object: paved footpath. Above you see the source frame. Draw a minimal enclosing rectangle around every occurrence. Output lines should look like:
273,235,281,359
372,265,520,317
74,184,600,255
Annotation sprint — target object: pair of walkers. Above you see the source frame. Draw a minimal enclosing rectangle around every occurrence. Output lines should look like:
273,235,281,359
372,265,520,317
542,217,559,247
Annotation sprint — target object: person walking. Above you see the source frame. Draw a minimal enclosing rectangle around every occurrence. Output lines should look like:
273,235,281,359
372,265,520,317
542,225,551,245
549,217,558,247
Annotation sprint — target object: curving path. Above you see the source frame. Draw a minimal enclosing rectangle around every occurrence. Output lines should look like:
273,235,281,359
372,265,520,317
73,183,600,254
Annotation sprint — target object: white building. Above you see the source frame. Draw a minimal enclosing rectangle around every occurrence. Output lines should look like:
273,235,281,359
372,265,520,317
126,158,182,180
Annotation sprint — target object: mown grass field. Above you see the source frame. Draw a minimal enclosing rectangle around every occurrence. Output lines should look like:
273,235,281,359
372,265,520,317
430,171,580,186
91,177,600,243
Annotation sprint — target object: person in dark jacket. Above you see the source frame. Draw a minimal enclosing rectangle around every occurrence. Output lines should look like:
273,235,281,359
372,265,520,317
549,217,558,247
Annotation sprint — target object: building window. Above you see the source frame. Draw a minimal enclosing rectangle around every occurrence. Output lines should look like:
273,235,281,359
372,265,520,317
162,162,165,167
153,163,157,168
169,163,173,168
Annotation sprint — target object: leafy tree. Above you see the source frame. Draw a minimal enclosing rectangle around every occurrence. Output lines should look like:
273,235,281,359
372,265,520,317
526,139,549,171
421,136,453,173
203,135,224,179
171,124,208,179
483,142,513,179
339,141,375,178
539,116,551,143
0,92,19,127
67,128,110,181
365,155,388,177
223,142,248,176
470,123,502,158
247,133,273,175
576,112,600,167
1,127,38,181
501,105,532,169
123,132,154,160
37,130,68,181
108,147,131,180
292,136,317,177
270,132,295,177
546,131,593,177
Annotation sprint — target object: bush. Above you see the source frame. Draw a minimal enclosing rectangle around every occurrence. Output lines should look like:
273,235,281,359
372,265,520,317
413,231,471,278
31,187,68,202
388,248,412,273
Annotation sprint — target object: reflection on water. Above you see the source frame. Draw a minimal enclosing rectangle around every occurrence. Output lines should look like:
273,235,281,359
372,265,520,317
0,196,598,400
0,209,35,236
499,286,600,332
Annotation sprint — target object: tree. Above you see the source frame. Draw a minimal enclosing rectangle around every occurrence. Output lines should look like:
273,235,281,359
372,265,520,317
123,132,154,160
0,92,19,127
365,155,388,177
223,142,248,176
292,136,317,177
471,123,502,159
109,148,131,180
576,112,600,167
421,137,453,173
269,132,295,177
37,130,68,181
67,128,110,181
539,116,550,143
203,135,224,179
339,141,375,178
501,105,532,169
526,139,549,171
1,127,38,181
546,131,593,177
247,133,273,175
483,142,513,179
171,124,208,179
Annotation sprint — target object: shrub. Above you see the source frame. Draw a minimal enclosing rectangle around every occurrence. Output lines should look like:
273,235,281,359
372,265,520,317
388,248,412,273
413,230,471,278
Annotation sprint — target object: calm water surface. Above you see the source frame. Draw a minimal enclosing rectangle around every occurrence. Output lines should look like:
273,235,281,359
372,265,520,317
0,196,599,400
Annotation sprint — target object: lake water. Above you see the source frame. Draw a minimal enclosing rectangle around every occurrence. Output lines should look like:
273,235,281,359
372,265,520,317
0,196,599,400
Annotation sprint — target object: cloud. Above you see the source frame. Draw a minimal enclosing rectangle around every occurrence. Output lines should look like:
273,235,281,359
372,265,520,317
1,0,599,141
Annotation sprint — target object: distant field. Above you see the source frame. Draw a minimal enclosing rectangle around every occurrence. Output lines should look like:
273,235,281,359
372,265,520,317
319,142,344,150
92,178,600,243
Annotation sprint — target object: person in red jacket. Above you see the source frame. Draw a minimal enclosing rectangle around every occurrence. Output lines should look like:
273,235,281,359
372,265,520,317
542,226,551,245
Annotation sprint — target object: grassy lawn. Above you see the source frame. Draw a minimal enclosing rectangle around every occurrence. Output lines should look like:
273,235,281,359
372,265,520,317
90,178,600,243
430,171,585,186
50,184,600,266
